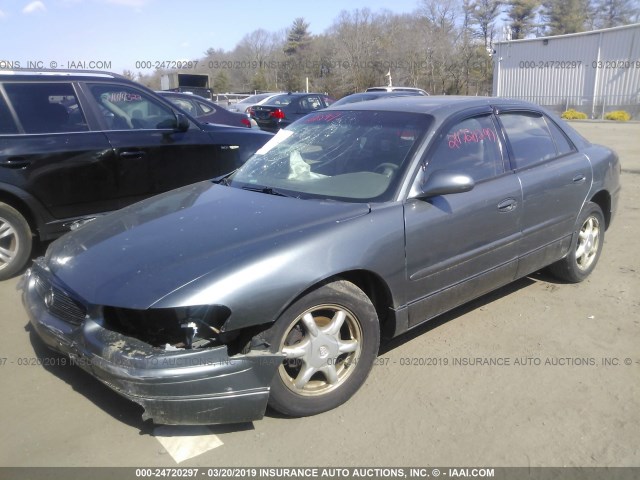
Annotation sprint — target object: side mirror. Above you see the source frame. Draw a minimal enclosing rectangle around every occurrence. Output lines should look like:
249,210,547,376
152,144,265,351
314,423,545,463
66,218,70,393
415,170,475,198
174,113,190,132
156,113,190,131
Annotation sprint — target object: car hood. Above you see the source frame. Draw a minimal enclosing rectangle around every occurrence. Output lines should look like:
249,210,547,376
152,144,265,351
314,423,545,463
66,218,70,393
45,182,370,309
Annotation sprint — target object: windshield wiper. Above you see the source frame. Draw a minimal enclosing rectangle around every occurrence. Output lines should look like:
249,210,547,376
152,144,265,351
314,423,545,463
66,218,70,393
241,185,292,197
211,171,236,186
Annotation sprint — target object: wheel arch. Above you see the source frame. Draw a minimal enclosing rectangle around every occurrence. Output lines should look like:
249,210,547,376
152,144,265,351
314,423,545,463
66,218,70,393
284,269,398,341
224,269,399,354
0,189,38,234
589,190,611,230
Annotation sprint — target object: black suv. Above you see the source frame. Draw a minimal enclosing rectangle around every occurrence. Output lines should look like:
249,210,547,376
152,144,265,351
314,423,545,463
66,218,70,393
0,70,272,280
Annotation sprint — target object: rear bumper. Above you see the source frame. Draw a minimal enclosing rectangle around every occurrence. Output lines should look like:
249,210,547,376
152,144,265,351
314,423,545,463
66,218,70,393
22,265,283,425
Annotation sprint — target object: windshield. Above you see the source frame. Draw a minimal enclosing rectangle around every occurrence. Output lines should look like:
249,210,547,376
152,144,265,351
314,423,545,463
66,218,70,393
229,110,431,202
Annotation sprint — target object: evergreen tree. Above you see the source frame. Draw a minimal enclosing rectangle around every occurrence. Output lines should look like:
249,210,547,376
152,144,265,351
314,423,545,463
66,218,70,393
214,71,230,93
592,0,639,27
284,17,312,55
283,17,312,91
250,69,269,92
505,0,540,39
471,0,502,47
542,0,589,34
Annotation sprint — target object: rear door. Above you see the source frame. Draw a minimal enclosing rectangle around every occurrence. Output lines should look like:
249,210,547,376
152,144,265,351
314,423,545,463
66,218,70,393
496,109,592,276
82,82,237,205
404,109,522,327
0,81,117,222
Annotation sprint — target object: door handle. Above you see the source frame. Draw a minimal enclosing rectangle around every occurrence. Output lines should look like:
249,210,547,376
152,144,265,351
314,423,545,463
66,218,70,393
0,157,31,169
119,151,146,160
572,174,586,184
497,198,518,212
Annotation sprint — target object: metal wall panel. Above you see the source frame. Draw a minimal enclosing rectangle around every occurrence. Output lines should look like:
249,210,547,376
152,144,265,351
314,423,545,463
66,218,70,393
493,24,640,118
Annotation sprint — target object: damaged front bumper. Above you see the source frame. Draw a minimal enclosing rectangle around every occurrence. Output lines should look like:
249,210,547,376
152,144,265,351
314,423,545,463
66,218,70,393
21,264,284,425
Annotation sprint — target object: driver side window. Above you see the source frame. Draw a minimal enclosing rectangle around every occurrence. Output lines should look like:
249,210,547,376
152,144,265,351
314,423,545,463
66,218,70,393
88,84,177,130
426,115,504,182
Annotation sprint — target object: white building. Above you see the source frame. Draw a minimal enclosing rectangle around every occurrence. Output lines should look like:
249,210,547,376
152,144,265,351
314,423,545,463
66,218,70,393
492,23,640,119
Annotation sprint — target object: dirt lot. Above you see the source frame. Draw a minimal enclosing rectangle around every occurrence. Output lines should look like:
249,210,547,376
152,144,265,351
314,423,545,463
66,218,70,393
0,121,638,468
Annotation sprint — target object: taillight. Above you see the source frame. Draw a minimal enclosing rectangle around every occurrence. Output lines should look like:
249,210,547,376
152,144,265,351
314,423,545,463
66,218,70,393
241,117,251,128
269,108,285,120
247,107,255,116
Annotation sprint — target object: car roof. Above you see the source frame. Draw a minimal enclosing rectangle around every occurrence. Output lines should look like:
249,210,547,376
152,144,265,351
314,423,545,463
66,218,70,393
332,91,420,106
239,93,280,102
366,86,429,94
325,95,541,116
271,92,327,97
0,69,128,82
157,91,198,98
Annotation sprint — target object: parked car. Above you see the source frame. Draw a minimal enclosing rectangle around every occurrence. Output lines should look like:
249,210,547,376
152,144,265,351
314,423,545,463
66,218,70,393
0,69,272,280
250,92,335,132
156,91,255,128
332,90,424,107
227,93,282,113
23,96,620,425
366,86,429,95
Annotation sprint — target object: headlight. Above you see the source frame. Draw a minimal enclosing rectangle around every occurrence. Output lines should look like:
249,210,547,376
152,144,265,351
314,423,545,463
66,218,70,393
103,305,231,349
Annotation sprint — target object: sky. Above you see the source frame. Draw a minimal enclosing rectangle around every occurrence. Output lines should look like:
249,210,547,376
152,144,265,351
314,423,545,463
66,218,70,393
0,0,423,74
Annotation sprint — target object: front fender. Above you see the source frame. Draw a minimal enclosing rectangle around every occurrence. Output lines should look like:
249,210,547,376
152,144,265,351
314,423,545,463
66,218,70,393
154,203,406,332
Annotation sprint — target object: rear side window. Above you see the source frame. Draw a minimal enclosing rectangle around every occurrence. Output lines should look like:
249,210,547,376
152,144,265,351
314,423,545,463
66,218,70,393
546,118,575,156
300,96,323,112
194,99,214,114
0,94,18,134
166,97,197,116
4,82,88,134
499,112,566,169
426,114,504,182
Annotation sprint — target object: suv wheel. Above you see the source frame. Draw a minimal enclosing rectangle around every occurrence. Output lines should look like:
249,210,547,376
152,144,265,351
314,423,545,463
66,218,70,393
0,203,33,281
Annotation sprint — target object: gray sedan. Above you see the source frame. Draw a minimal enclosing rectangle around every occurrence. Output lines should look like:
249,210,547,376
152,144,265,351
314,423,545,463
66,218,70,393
22,97,620,425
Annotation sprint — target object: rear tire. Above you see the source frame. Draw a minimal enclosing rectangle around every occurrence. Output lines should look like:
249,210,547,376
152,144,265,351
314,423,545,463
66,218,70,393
549,202,604,283
260,280,380,417
0,203,33,281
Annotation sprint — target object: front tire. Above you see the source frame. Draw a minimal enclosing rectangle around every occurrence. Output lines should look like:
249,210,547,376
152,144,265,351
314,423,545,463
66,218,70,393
262,280,380,417
549,202,604,283
0,203,33,281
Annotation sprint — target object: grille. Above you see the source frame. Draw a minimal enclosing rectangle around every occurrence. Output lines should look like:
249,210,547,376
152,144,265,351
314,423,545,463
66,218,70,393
33,274,87,326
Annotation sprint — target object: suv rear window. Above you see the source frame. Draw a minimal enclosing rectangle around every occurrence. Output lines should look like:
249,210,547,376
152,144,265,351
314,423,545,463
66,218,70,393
4,83,88,134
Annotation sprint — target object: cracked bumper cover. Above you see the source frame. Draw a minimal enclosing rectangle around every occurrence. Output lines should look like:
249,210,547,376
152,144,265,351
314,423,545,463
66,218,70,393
22,268,284,425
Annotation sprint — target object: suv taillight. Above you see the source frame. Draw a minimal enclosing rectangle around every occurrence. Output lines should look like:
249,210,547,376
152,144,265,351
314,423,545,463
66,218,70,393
241,117,251,128
270,108,285,120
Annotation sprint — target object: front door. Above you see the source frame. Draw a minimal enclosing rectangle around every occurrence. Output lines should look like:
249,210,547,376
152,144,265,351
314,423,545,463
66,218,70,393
404,111,522,327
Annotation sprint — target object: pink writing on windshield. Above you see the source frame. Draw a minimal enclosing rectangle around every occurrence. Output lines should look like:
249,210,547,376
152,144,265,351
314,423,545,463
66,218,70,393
303,112,343,123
